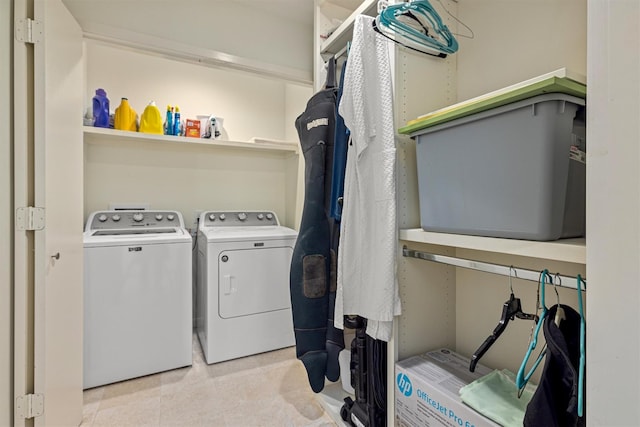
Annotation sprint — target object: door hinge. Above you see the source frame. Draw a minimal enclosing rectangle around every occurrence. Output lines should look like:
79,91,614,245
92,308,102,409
16,394,44,419
16,207,46,231
15,18,43,44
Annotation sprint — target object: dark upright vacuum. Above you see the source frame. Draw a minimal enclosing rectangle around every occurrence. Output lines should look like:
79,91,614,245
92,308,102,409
341,317,387,427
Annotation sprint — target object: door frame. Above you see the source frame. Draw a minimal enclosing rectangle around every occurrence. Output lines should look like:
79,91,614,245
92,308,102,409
13,0,84,424
13,0,35,424
2,0,15,425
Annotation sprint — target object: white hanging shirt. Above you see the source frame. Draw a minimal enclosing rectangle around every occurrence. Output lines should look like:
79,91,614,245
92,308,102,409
335,14,401,341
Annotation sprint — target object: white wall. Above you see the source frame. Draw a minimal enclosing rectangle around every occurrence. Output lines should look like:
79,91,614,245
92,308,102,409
284,83,310,142
84,139,295,227
83,41,311,229
1,0,13,424
457,0,587,101
284,83,311,227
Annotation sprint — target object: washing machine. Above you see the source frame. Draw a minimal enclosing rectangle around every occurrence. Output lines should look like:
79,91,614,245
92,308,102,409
83,210,192,389
196,210,297,364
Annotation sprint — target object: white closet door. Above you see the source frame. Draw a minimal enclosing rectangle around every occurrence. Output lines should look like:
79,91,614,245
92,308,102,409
587,1,640,425
32,0,84,424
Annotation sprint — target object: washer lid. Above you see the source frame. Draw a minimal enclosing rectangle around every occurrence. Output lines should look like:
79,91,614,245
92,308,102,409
91,228,178,236
83,228,191,247
201,226,297,243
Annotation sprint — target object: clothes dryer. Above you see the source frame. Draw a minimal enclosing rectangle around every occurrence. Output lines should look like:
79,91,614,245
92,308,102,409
196,211,296,364
83,210,192,389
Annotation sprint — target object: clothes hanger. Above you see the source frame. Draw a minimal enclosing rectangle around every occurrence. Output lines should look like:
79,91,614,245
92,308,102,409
469,267,537,372
576,274,586,417
373,0,458,58
378,1,458,53
516,269,553,394
372,18,447,58
552,273,566,327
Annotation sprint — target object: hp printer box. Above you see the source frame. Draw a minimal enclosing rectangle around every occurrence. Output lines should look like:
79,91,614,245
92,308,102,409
395,348,499,427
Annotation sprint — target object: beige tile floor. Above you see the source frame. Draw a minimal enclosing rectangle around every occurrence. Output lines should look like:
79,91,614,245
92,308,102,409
81,335,338,427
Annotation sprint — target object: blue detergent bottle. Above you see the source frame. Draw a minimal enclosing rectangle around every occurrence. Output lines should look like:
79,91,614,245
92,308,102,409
92,88,110,128
165,105,174,135
173,106,181,136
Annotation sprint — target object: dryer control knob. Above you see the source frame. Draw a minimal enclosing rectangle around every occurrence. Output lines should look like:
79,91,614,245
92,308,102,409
257,213,264,220
112,214,121,222
208,213,216,221
98,214,108,222
155,214,163,221
133,213,144,222
219,214,226,221
266,213,274,220
238,212,247,221
167,214,175,221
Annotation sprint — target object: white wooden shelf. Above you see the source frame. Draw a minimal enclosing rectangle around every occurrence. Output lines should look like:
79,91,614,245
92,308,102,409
83,127,298,155
320,0,377,58
400,228,586,264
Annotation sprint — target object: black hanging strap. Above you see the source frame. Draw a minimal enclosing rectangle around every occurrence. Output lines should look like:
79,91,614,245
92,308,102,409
325,57,337,89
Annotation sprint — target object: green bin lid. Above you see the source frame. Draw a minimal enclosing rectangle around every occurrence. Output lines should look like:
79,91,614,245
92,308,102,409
399,76,586,135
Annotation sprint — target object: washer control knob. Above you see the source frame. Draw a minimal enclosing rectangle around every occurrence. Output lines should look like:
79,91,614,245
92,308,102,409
133,213,144,222
208,213,216,221
155,214,163,221
219,214,226,221
98,214,108,222
167,214,175,221
257,213,265,220
266,213,274,220
238,212,247,221
112,214,121,222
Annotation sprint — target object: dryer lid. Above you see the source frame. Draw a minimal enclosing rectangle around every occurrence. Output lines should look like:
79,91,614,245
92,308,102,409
201,226,297,243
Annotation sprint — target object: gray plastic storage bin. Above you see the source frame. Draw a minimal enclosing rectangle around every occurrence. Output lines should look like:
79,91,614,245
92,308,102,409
412,93,586,241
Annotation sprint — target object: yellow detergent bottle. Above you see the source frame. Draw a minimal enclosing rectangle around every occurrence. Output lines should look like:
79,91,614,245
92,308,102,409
114,98,138,131
139,101,163,134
